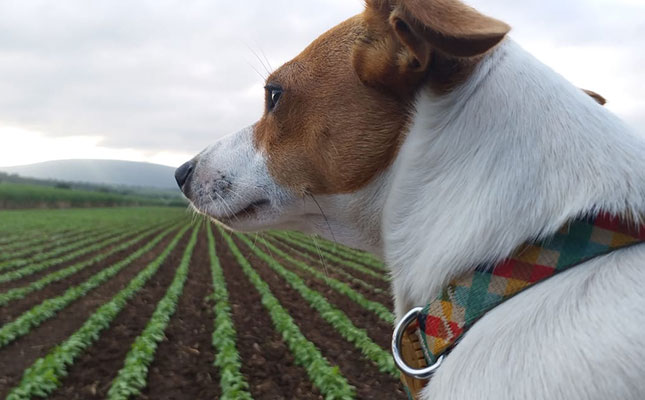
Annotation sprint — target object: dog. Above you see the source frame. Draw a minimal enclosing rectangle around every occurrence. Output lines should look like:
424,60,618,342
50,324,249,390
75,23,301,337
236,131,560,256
176,0,645,398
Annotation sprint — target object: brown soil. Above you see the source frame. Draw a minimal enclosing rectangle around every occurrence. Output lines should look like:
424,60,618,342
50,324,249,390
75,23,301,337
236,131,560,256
0,228,165,324
233,236,406,400
0,228,181,399
216,234,323,400
47,229,192,400
256,241,395,347
266,236,393,307
269,236,392,292
0,230,129,292
0,225,407,400
0,229,81,258
141,231,221,400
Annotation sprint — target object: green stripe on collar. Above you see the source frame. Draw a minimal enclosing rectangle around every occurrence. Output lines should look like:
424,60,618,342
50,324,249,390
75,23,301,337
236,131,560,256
417,212,645,364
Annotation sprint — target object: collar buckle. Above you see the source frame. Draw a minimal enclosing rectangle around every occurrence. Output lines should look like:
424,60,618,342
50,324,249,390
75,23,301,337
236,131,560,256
392,307,444,380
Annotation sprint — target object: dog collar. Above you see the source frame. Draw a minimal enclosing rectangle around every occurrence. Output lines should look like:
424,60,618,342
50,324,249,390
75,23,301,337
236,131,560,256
393,212,645,399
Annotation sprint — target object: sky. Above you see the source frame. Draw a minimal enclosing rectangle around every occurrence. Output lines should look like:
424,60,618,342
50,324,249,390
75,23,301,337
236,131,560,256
0,0,643,168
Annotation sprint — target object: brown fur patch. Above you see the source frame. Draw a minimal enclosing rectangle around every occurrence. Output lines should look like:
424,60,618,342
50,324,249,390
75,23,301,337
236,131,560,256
254,1,512,195
254,16,413,195
398,0,510,57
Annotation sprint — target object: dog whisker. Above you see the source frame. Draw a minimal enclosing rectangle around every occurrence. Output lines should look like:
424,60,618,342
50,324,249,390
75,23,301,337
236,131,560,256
308,193,336,244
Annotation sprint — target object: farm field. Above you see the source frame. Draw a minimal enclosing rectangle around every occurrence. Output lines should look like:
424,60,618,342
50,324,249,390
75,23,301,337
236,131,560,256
0,182,185,209
0,207,404,399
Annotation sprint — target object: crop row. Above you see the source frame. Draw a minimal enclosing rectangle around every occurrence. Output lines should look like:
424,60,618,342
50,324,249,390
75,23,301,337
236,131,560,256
237,234,397,376
267,236,388,296
221,227,356,399
0,233,23,246
0,228,96,261
6,224,193,399
283,231,386,271
0,228,118,272
258,236,393,323
0,221,166,283
0,224,179,348
0,222,175,307
271,232,388,281
206,224,253,400
108,223,200,399
1,212,394,399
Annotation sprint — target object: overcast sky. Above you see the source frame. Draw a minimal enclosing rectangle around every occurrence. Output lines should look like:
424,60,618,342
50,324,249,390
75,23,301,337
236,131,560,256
0,0,643,168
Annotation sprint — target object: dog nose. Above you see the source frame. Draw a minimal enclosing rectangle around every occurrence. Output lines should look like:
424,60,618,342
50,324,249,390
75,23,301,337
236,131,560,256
175,161,195,191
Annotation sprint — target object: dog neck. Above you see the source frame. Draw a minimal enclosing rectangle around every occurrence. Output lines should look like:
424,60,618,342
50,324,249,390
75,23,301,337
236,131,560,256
309,39,645,318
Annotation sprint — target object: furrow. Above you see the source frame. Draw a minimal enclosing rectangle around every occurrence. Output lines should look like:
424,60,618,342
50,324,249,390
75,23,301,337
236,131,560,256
107,224,201,400
5,224,192,400
237,234,397,375
0,222,177,307
256,236,394,323
220,227,355,400
0,225,161,284
271,232,389,282
283,231,386,271
0,228,119,272
0,227,102,264
0,225,180,348
265,235,389,297
206,223,252,400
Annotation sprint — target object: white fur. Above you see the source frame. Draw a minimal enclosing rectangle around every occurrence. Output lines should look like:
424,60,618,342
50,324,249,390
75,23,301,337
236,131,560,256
423,244,645,400
188,37,645,399
189,126,296,231
309,39,645,399
385,39,645,317
387,39,645,399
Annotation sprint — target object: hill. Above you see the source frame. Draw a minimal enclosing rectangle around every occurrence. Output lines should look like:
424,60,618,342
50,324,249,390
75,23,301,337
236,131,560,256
0,160,178,189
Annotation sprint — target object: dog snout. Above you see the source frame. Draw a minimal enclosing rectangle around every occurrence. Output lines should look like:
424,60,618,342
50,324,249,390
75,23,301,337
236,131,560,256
175,160,195,193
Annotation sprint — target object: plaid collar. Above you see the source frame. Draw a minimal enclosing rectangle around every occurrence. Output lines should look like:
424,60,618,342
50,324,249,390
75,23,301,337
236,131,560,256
395,212,645,398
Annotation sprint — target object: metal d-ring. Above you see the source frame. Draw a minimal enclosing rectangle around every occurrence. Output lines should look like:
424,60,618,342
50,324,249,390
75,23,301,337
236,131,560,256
392,307,444,380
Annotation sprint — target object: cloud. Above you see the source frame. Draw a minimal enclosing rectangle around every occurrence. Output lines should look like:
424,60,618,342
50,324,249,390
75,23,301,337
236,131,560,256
0,0,364,156
0,0,643,164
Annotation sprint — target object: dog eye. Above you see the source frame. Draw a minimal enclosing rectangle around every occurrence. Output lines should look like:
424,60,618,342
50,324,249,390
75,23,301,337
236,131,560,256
265,85,283,112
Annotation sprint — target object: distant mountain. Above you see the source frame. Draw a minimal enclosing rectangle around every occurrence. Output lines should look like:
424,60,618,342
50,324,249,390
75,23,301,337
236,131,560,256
0,160,179,189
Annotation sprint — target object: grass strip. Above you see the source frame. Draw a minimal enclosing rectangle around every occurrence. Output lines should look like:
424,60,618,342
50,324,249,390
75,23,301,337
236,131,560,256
284,231,386,271
271,232,389,282
238,234,397,376
206,224,252,400
220,228,355,400
0,222,176,307
0,224,180,348
5,224,192,400
257,237,394,323
107,223,201,399
266,236,388,296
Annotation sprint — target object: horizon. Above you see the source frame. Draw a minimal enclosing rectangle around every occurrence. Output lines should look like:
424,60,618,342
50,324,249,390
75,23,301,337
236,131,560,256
0,158,180,190
0,158,177,169
1,0,643,168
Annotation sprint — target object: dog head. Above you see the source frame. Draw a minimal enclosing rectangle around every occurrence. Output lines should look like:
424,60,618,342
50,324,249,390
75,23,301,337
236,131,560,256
176,0,511,234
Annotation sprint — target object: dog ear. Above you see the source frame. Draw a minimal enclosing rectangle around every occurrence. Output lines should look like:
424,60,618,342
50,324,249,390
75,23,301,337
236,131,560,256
393,0,511,59
355,0,510,95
